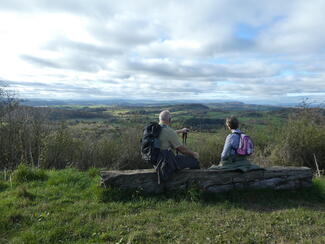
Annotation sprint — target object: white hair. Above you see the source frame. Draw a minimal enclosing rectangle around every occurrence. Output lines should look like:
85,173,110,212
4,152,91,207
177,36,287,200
159,110,171,123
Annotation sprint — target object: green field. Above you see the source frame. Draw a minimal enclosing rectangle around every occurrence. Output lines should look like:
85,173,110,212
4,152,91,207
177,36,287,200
0,167,324,243
46,103,287,127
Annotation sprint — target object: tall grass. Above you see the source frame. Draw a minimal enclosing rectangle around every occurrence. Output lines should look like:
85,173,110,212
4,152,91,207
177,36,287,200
269,108,325,170
188,131,227,168
11,164,47,183
40,125,146,170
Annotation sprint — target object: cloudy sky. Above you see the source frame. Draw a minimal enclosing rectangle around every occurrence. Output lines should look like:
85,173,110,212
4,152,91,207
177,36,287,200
0,0,325,104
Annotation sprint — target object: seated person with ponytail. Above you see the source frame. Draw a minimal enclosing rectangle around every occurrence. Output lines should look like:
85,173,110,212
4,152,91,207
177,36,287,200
209,116,262,172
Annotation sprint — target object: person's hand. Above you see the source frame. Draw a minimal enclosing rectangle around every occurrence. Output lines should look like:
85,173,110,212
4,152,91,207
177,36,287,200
181,128,190,133
193,152,199,159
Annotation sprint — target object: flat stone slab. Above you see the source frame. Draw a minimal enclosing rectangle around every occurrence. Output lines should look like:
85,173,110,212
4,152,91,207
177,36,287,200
100,166,313,193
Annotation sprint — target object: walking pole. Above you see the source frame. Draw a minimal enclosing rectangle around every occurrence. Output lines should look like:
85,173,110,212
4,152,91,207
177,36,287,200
177,129,188,155
182,131,188,145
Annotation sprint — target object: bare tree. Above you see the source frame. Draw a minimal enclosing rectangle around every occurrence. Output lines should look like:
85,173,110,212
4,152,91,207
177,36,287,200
0,81,50,169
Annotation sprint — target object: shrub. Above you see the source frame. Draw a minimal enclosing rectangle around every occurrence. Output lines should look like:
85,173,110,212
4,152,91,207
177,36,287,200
269,108,325,170
246,124,281,167
95,138,121,169
40,126,80,169
11,164,47,183
118,127,146,169
94,127,145,170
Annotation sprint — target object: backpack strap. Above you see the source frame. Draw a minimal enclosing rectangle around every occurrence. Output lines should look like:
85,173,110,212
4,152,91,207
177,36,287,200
232,131,242,149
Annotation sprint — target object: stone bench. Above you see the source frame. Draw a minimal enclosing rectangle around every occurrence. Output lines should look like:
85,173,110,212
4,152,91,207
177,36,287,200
100,166,313,193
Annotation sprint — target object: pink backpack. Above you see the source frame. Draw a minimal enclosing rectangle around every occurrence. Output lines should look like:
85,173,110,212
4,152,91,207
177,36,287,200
236,133,254,156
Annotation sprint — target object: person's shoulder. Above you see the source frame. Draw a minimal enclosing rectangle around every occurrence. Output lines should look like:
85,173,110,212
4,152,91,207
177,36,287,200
159,125,173,134
231,129,242,134
164,126,177,134
225,133,233,140
227,132,240,140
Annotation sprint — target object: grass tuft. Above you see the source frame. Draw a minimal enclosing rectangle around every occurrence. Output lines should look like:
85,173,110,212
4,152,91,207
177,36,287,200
16,186,36,201
0,181,8,192
47,168,91,190
88,167,100,177
95,186,143,202
11,164,48,184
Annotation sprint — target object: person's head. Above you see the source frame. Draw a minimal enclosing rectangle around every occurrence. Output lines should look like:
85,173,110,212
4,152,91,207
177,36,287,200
226,116,239,130
159,110,172,125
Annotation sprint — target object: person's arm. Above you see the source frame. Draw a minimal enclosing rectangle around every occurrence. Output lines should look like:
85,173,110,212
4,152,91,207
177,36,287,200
175,128,190,134
176,145,199,159
168,129,198,159
221,134,232,160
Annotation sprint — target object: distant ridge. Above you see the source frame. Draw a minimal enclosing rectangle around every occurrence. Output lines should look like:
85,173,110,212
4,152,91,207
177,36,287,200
20,98,292,108
168,103,210,111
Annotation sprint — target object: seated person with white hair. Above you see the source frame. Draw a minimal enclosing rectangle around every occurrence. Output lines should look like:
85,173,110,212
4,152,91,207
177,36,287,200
158,110,200,171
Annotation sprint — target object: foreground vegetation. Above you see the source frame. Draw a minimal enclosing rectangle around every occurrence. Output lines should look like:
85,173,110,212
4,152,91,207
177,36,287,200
0,166,324,243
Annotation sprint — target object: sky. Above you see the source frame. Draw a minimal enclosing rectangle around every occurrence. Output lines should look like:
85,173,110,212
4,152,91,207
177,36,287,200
0,0,325,104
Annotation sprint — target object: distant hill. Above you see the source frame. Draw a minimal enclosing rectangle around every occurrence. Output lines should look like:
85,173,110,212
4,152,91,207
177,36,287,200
168,103,210,111
20,99,290,113
20,98,290,109
208,102,284,111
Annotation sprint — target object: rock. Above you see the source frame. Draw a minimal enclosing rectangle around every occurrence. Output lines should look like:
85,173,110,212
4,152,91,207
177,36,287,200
100,166,313,193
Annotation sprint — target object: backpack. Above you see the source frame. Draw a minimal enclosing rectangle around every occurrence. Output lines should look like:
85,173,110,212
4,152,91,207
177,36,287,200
140,122,162,164
140,123,176,184
235,132,254,156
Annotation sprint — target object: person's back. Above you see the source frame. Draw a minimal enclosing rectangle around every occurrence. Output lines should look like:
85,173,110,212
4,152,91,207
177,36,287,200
220,116,245,163
220,128,242,161
157,110,200,170
209,116,261,172
158,124,182,151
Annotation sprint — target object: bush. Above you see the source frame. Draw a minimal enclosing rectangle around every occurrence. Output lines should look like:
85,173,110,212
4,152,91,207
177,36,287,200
269,108,325,170
246,124,282,167
39,125,145,170
40,126,80,169
11,164,47,183
93,127,145,170
118,127,145,169
95,138,121,168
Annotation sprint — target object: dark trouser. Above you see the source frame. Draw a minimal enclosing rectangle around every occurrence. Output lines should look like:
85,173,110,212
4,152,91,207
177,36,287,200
175,154,200,170
155,150,200,183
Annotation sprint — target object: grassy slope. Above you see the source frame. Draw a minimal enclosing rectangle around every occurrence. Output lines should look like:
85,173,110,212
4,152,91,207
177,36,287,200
0,169,324,244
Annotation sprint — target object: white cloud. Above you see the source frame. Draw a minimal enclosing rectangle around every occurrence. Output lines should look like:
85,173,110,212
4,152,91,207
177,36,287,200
0,0,325,103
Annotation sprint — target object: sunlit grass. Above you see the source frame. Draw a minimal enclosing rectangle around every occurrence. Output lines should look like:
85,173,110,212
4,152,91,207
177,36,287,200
0,168,324,243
